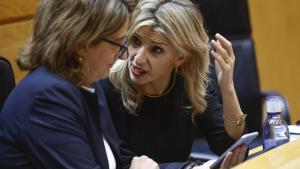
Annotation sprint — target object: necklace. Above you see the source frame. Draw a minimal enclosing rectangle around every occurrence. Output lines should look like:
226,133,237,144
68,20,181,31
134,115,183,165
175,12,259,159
145,72,176,98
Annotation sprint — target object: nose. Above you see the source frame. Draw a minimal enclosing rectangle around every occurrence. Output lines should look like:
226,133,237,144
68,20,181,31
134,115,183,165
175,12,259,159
130,46,147,65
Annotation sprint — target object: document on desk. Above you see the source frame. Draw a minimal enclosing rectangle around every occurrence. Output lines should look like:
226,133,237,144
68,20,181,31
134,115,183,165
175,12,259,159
288,125,300,134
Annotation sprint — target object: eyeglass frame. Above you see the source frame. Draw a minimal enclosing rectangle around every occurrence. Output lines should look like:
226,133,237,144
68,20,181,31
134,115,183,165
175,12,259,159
99,37,129,59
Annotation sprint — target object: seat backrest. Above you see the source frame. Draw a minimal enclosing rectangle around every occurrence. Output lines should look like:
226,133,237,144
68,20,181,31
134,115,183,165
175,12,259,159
231,37,262,133
0,56,16,111
196,0,251,37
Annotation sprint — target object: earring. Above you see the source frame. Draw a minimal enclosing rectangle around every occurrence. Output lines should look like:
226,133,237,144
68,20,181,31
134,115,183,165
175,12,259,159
78,57,83,62
174,66,178,74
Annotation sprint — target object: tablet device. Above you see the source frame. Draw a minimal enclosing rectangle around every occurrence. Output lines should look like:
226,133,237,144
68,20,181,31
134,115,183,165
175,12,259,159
210,131,259,169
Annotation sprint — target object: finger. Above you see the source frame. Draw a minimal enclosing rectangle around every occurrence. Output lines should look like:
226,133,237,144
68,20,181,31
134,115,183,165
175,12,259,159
235,148,245,164
217,40,232,62
211,40,229,61
130,156,139,168
215,33,234,58
237,145,248,163
220,152,232,169
211,50,228,70
131,156,138,162
151,161,159,169
140,155,149,159
211,40,233,65
142,156,158,167
230,147,242,166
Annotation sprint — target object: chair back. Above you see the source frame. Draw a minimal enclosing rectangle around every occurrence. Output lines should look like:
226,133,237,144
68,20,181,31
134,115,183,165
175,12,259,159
231,37,262,132
0,56,16,111
197,0,251,37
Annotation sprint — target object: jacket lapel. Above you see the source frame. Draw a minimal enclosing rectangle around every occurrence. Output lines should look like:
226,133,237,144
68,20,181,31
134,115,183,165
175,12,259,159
81,89,110,169
95,84,123,169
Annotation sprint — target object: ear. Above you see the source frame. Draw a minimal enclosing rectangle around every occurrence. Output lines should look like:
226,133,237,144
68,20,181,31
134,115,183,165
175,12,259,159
175,55,186,67
75,44,86,58
77,48,84,57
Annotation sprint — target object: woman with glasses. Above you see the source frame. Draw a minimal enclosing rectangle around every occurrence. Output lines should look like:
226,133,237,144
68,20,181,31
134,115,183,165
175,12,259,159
0,0,158,169
100,0,248,168
100,37,129,60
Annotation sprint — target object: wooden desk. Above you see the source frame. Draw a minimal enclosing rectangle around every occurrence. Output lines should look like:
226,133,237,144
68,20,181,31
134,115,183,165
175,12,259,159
234,139,300,169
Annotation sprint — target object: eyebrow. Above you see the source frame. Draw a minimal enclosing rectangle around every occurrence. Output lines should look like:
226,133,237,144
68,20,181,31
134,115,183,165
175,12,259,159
113,35,127,42
135,33,169,46
151,41,168,46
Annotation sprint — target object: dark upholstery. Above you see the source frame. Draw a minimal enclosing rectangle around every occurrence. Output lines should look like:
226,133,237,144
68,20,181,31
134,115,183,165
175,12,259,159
195,0,251,37
0,56,15,111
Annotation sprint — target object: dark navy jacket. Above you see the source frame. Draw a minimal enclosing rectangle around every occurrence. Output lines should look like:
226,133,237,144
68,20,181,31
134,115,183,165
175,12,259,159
0,67,123,169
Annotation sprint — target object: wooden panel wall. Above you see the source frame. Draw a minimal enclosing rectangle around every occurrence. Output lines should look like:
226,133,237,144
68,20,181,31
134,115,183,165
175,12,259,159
0,0,37,24
248,0,300,123
0,0,37,82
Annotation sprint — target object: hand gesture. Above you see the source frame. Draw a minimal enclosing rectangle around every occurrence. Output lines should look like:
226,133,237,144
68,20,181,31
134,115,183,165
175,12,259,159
218,144,248,169
129,155,159,169
210,33,235,92
193,144,248,169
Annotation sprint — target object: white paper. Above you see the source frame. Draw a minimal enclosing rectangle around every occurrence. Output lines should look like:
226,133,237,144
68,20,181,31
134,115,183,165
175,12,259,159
288,125,300,134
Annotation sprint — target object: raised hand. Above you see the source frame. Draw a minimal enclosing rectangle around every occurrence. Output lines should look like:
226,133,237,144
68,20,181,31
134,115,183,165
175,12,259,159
210,33,235,93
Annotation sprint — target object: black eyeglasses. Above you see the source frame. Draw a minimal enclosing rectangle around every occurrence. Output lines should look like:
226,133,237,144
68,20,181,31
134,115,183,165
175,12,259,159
99,37,129,59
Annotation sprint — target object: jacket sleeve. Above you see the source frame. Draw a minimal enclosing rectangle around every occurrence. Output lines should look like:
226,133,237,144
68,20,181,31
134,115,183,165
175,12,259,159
20,84,102,169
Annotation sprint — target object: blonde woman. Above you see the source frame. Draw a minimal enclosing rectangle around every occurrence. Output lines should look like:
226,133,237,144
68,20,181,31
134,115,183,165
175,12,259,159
100,0,248,168
0,0,159,169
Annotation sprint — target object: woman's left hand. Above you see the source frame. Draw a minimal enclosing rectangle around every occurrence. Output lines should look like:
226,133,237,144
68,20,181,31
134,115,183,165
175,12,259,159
193,144,248,169
219,144,248,169
210,33,235,92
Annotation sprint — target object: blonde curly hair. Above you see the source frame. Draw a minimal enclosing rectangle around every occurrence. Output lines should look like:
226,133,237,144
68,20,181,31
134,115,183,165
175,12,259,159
110,0,210,118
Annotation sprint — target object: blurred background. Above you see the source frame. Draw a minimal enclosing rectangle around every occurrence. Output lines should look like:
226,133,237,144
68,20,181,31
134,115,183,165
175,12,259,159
0,0,299,124
248,0,300,124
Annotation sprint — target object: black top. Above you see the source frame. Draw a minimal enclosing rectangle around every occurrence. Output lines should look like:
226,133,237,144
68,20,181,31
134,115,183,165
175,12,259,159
100,73,236,167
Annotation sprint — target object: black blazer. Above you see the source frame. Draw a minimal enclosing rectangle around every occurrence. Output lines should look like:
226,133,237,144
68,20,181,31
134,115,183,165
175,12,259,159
0,67,123,169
